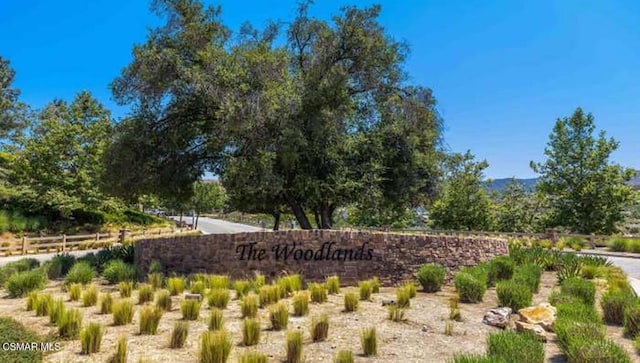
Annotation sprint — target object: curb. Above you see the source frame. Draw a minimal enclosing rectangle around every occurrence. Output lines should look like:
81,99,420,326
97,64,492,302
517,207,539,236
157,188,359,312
571,250,640,260
628,277,640,297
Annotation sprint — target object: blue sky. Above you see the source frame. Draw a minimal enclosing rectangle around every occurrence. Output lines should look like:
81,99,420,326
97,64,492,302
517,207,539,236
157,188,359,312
1,0,639,178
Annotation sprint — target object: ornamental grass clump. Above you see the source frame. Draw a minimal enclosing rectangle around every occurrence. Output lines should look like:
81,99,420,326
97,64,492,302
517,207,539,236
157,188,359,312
167,276,186,295
80,322,103,354
138,283,155,304
234,280,251,299
208,288,230,309
286,330,303,363
334,350,354,363
209,308,224,331
486,330,544,363
139,305,163,335
82,285,99,307
111,336,127,363
388,305,406,322
309,282,327,303
118,281,132,298
361,327,377,357
396,286,411,308
35,293,52,317
48,298,65,325
190,280,206,295
169,321,188,349
241,293,259,318
601,290,635,325
358,281,372,301
326,275,340,294
69,283,82,301
100,293,113,314
259,284,281,307
344,292,359,312
269,301,289,331
181,299,201,321
624,301,640,337
238,352,269,363
26,291,39,311
561,277,596,306
155,289,172,311
147,272,163,289
64,262,94,285
292,291,310,316
370,276,381,293
199,330,231,363
112,299,134,326
6,268,46,297
58,308,82,338
403,281,417,298
208,275,229,290
242,318,261,346
311,314,329,342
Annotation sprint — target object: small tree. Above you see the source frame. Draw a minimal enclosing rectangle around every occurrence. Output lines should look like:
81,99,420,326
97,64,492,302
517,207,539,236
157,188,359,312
530,108,634,234
493,179,544,232
191,181,226,227
429,151,494,230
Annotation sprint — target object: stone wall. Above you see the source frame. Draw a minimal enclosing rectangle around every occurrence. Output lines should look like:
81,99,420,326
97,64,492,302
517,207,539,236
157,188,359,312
134,230,508,285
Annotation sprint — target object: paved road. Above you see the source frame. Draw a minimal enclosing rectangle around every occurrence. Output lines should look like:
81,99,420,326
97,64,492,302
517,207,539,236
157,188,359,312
170,216,263,234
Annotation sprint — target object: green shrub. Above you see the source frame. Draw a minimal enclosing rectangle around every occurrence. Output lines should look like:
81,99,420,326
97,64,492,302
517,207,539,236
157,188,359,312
209,308,224,331
181,299,201,321
238,352,268,363
64,262,94,285
199,330,231,363
286,330,303,363
486,330,544,363
258,284,281,307
35,293,52,317
112,336,127,363
190,280,206,295
100,293,113,314
359,281,373,301
148,272,164,289
58,308,82,338
6,268,46,297
388,305,406,322
139,306,163,335
580,265,600,279
556,302,601,324
208,288,230,309
326,275,340,294
624,302,640,337
233,280,251,299
167,277,186,295
629,240,640,253
69,283,82,301
269,301,289,331
454,272,486,303
557,258,582,284
48,298,65,325
112,299,134,325
635,335,640,355
601,290,635,325
309,283,327,303
170,321,188,349
292,291,310,316
102,260,136,284
490,256,515,280
334,350,354,363
0,258,40,285
0,317,43,363
311,314,329,342
242,318,261,346
80,322,103,354
371,276,381,293
416,264,445,292
46,253,76,279
360,327,377,357
344,292,359,312
609,238,629,252
241,293,259,318
138,283,155,304
396,287,411,308
554,318,606,351
512,263,542,293
566,337,631,363
208,275,229,290
496,280,532,311
549,291,581,306
155,290,172,311
449,354,507,363
561,277,596,306
118,281,132,298
82,285,99,307
459,265,489,287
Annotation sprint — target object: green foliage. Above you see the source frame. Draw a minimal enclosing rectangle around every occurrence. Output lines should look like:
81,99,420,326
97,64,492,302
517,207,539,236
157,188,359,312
454,272,486,303
561,277,596,306
199,330,231,363
80,322,103,354
416,263,445,292
326,275,340,294
557,257,582,284
493,179,542,233
64,261,94,285
601,290,635,325
371,276,381,293
112,336,127,363
531,107,635,234
35,293,52,317
486,331,544,363
388,305,406,322
396,286,411,308
102,260,136,284
112,299,134,325
242,318,260,346
118,281,132,298
490,256,515,280
292,291,310,316
403,281,417,298
359,281,373,301
0,258,40,285
0,317,43,363
190,280,206,295
46,253,76,279
241,293,259,318
344,292,359,312
549,292,581,306
233,280,251,299
169,321,188,349
310,314,329,342
207,275,229,290
139,306,163,335
208,288,230,309
181,299,201,321
258,284,281,307
449,354,507,363
334,350,354,363
512,263,542,293
580,265,601,279
155,289,172,311
82,284,99,307
58,308,82,338
167,277,186,295
148,273,163,290
309,283,327,303
238,352,269,363
496,280,532,311
5,268,45,297
269,301,289,331
208,308,224,331
286,330,303,363
624,302,640,337
277,275,302,296
360,327,377,357
566,338,631,363
100,293,113,314
69,283,82,301
554,318,605,351
25,291,39,311
556,302,601,324
137,283,155,304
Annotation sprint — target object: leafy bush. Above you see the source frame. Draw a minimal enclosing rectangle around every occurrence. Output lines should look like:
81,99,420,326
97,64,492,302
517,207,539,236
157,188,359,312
167,277,186,295
512,263,542,293
269,301,289,331
624,302,640,337
208,288,230,309
139,306,163,335
566,337,631,363
609,238,629,252
242,318,260,346
0,317,43,363
102,260,136,284
5,268,46,297
311,314,329,342
292,291,310,316
138,283,154,304
454,272,486,303
82,285,99,307
80,322,103,354
181,299,201,321
46,253,76,279
358,281,373,301
69,283,82,301
118,281,132,298
486,330,544,363
601,290,635,325
209,308,224,331
629,240,640,253
99,293,113,314
286,330,303,363
416,264,446,292
199,330,231,363
496,280,532,311
360,327,377,357
561,277,596,306
326,275,340,294
170,321,188,349
490,256,515,280
64,262,94,285
309,283,327,303
58,308,82,338
557,257,582,284
241,293,259,318
112,299,134,325
580,265,601,279
549,291,581,306
344,292,359,312
155,289,172,311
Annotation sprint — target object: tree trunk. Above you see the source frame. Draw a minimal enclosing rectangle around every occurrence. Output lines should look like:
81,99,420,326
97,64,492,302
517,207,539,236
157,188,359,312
314,209,322,229
284,193,313,229
179,212,183,223
195,213,200,228
320,203,332,229
272,212,281,231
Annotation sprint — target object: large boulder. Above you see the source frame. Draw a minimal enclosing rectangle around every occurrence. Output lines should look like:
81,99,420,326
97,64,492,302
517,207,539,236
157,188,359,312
483,307,512,329
518,303,557,332
514,320,547,342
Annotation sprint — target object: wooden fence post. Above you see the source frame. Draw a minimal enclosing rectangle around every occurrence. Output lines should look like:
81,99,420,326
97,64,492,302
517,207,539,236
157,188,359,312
21,236,27,255
119,229,127,244
62,235,66,252
545,228,558,243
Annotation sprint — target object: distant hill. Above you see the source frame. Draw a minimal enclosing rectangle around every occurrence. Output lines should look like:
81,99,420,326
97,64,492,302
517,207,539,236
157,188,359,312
486,170,640,193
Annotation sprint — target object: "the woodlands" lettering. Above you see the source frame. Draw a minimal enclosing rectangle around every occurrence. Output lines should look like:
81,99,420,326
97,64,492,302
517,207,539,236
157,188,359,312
235,242,374,261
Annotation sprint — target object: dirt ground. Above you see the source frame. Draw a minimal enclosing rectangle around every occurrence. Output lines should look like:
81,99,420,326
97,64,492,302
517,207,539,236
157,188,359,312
0,272,638,363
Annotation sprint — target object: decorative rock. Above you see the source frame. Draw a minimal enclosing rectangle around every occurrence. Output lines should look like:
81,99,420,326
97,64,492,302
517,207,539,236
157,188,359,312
518,303,556,332
185,293,201,301
514,320,547,342
382,299,397,306
483,307,512,328
421,325,428,332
